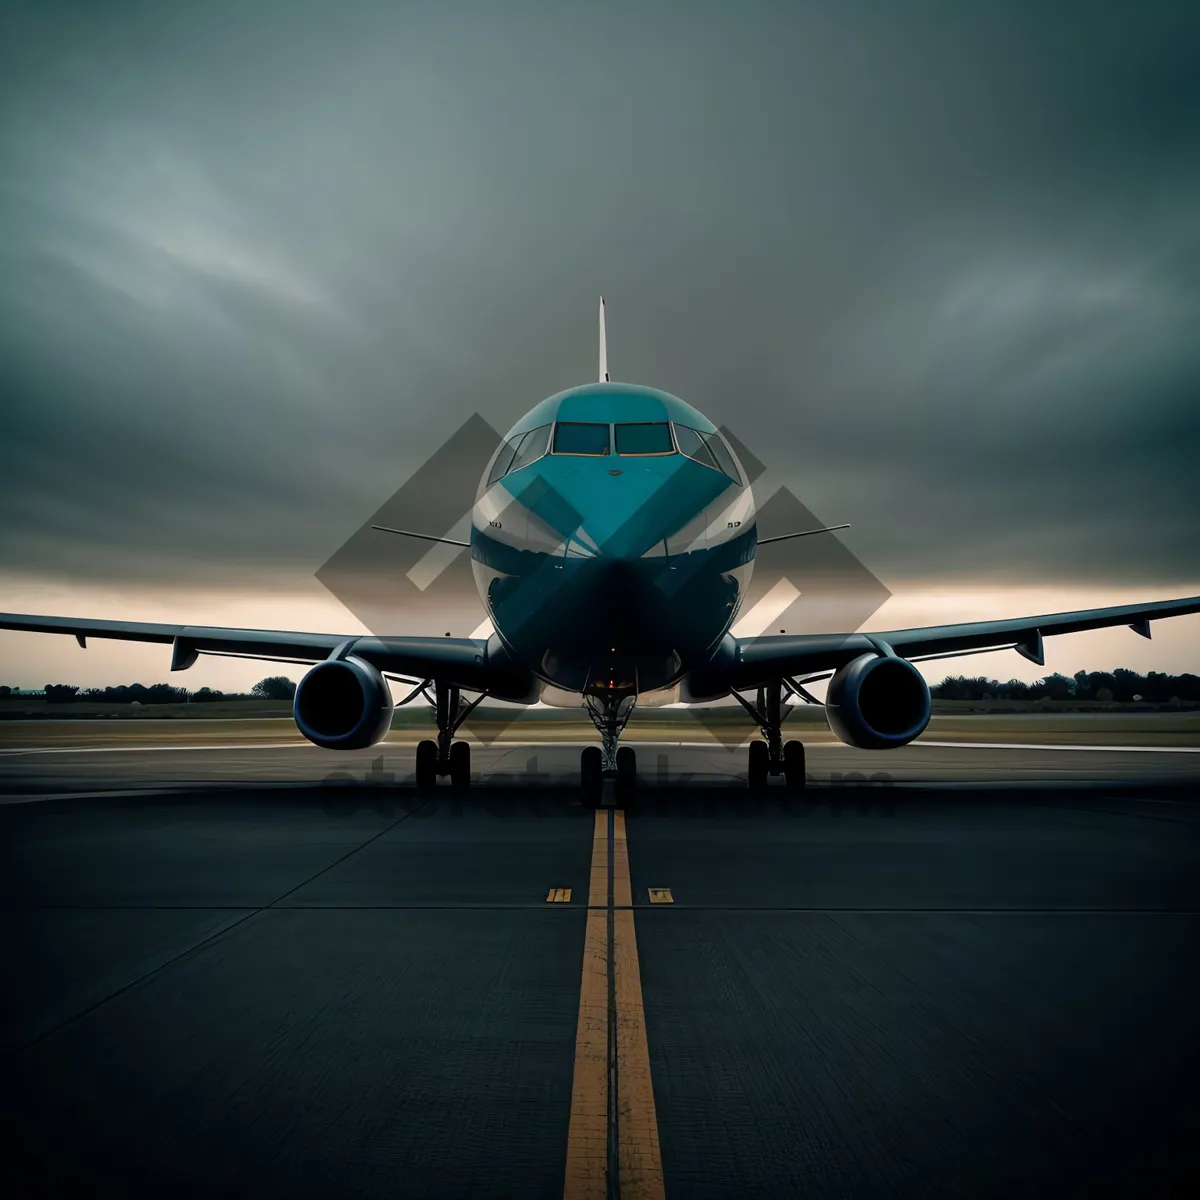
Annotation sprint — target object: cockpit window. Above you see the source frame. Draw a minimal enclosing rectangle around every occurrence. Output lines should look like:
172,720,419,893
486,434,523,486
672,424,719,470
508,423,551,473
552,422,610,455
615,422,675,455
702,432,741,483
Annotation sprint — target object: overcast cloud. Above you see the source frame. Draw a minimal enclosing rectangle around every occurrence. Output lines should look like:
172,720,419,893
2,0,1198,610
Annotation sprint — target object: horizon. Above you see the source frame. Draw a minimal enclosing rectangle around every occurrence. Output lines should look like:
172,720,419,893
6,662,1198,702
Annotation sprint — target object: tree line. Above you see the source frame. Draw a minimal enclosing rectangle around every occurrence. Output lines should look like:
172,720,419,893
932,669,1200,703
3,670,1198,706
0,676,298,704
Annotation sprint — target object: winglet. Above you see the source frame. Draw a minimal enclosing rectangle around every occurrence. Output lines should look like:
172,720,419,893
598,295,609,382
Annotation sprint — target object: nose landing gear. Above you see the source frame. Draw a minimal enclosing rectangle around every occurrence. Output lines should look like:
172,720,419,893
580,744,603,804
615,745,637,790
581,691,637,802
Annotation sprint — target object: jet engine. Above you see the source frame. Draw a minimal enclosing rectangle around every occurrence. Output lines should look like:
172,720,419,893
825,653,931,750
293,657,395,750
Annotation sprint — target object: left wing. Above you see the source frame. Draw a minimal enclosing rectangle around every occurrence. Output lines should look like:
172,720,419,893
0,613,498,692
731,593,1200,689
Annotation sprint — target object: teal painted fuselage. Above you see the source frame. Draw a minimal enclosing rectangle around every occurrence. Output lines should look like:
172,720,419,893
470,384,756,696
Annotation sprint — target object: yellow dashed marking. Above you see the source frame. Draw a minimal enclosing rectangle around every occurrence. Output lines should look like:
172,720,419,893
546,887,573,903
647,888,674,904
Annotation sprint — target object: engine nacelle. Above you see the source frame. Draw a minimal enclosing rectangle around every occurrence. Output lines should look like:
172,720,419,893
293,657,395,750
825,653,931,750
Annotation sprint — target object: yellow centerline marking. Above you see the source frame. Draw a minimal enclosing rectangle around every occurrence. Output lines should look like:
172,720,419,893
588,808,609,908
613,813,666,1200
647,888,673,904
612,809,633,907
565,809,665,1200
563,811,610,1199
547,888,573,903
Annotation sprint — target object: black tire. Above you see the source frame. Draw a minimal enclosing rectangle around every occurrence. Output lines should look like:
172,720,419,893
581,746,603,804
615,745,636,793
783,740,806,790
415,739,438,791
747,739,769,791
449,740,471,789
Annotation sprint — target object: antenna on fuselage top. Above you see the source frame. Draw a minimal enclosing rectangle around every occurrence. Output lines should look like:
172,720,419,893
598,295,609,382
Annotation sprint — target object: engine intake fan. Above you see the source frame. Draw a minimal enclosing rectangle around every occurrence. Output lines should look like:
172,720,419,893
293,657,394,750
825,652,931,750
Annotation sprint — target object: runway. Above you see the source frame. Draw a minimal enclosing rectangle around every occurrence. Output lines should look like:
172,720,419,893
2,726,1200,801
1,736,1198,1197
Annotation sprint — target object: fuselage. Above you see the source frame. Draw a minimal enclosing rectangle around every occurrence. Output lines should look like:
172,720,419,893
470,383,756,697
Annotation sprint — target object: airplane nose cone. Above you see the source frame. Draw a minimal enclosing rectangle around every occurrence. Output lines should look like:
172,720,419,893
480,457,744,692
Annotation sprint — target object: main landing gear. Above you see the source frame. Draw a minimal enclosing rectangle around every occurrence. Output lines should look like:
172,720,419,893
414,680,485,791
733,679,807,791
581,692,637,804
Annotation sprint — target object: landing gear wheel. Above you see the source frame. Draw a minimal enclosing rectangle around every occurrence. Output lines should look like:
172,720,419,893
581,746,603,805
415,739,438,791
615,746,636,794
449,740,471,789
783,740,806,790
747,739,769,791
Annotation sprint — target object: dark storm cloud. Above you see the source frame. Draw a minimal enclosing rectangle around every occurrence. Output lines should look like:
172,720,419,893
1,0,1197,591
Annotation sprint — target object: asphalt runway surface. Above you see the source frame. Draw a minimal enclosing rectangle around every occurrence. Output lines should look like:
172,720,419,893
2,738,1199,1198
2,729,1200,798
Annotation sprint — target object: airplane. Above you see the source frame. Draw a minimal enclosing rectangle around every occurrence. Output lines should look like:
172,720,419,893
3,297,1198,801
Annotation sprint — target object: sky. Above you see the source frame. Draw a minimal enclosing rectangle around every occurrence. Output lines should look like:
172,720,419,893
1,0,1198,691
